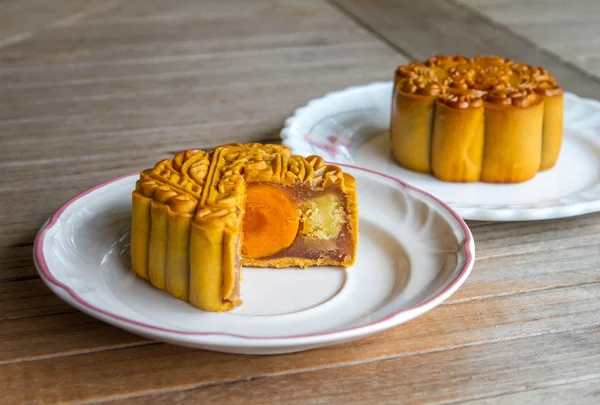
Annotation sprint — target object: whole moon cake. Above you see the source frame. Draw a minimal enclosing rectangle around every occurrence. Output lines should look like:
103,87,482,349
391,55,564,183
131,143,359,312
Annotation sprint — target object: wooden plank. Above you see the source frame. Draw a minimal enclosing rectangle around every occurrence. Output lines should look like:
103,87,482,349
0,70,388,127
0,28,366,71
0,3,358,69
0,151,171,193
6,325,600,404
328,0,600,98
0,246,37,282
0,0,400,174
466,378,600,404
0,312,150,364
466,213,600,260
3,283,600,401
0,119,280,169
0,42,378,92
110,327,600,405
0,279,73,321
0,44,389,96
455,0,600,79
0,66,396,168
0,185,97,217
460,0,600,24
3,281,600,364
0,0,114,46
453,242,600,302
456,0,567,5
71,0,334,25
0,214,49,249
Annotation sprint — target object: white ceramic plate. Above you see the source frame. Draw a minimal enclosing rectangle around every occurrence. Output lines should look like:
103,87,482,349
281,82,600,221
34,166,474,355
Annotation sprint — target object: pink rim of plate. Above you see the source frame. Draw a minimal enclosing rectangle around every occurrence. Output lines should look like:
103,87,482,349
33,163,475,345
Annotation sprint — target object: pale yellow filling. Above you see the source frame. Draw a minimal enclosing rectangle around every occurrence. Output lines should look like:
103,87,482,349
299,193,345,240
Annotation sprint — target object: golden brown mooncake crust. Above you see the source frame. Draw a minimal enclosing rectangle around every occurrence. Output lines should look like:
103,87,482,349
391,55,564,183
131,143,359,312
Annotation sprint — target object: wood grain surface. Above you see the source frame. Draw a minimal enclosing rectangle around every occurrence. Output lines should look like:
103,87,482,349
329,0,600,98
456,0,600,78
2,0,600,404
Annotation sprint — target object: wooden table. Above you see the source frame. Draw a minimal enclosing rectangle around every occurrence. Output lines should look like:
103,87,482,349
3,1,600,403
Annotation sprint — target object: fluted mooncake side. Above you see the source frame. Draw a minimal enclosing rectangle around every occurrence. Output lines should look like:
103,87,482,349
390,55,564,183
131,143,359,312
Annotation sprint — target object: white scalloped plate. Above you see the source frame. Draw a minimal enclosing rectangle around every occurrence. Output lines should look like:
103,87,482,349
281,81,600,221
34,166,474,355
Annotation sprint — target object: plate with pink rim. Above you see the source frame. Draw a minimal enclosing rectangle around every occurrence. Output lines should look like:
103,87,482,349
281,81,600,221
34,165,474,355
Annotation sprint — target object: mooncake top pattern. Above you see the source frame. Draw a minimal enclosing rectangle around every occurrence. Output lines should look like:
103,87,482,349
135,143,348,222
395,55,563,108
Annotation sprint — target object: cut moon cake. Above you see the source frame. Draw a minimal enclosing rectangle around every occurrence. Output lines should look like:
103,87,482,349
390,55,564,183
131,143,359,312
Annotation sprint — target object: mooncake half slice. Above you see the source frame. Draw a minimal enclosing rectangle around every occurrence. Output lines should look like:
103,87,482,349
131,143,359,312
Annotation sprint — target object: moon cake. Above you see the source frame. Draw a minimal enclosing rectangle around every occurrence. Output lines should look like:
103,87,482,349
391,55,564,183
131,143,359,312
